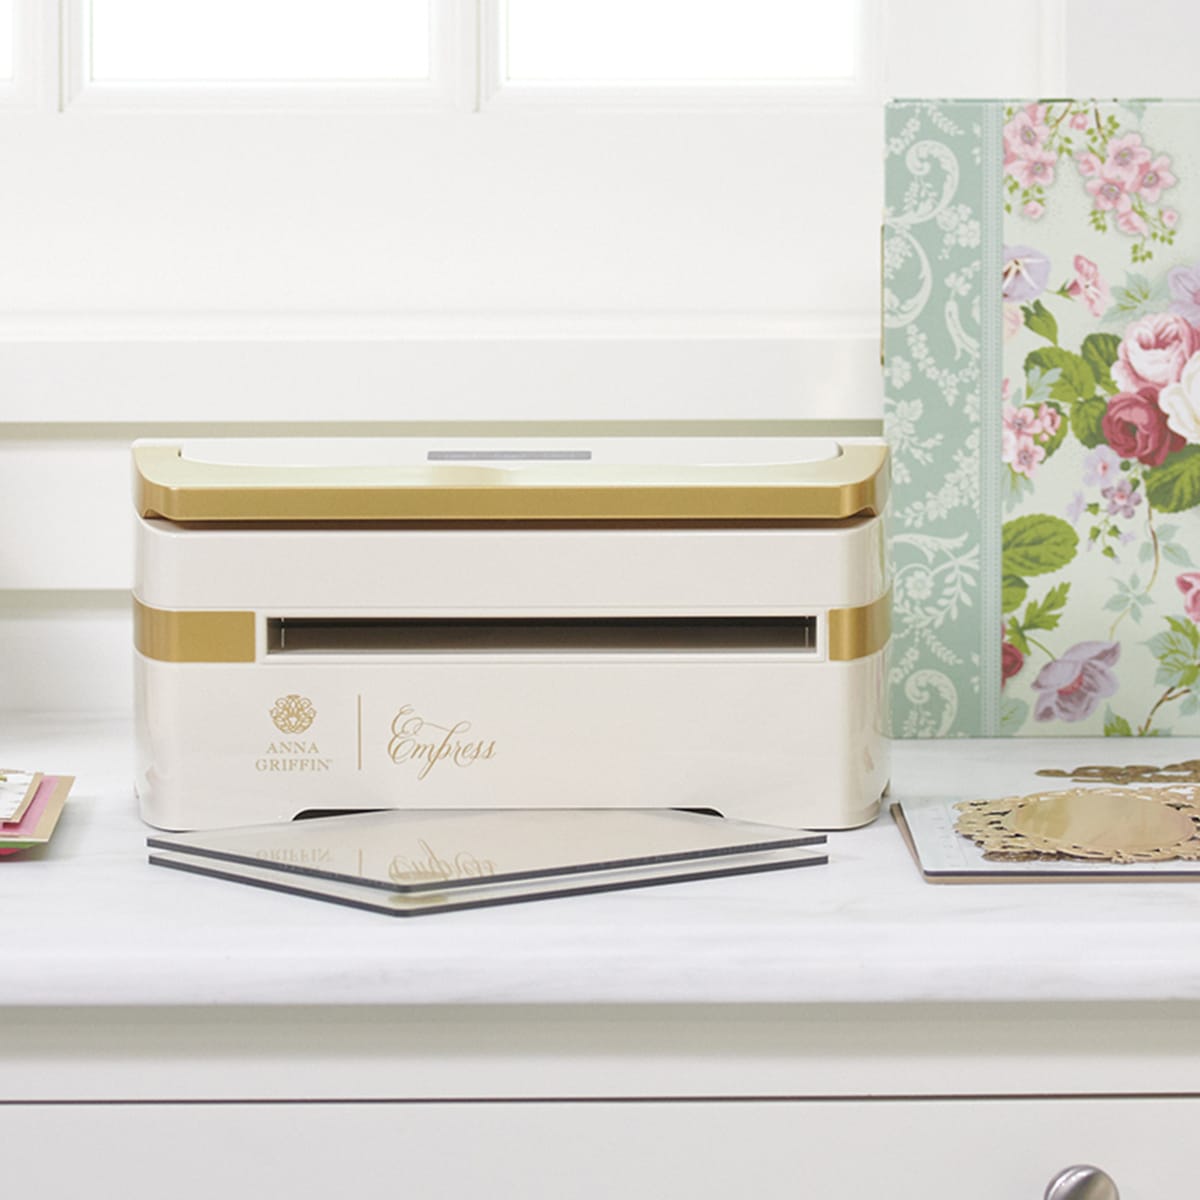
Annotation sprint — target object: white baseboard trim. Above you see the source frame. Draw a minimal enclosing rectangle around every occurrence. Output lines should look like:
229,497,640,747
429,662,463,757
0,316,881,423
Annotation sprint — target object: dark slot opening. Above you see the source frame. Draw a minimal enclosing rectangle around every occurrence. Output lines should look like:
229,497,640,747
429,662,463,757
266,615,819,655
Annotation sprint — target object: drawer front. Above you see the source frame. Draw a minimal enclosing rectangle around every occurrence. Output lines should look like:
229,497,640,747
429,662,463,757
4,1096,1189,1199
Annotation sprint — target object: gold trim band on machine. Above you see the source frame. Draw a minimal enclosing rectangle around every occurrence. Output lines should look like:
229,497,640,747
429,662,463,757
134,595,890,665
133,443,889,524
827,590,890,662
133,599,256,664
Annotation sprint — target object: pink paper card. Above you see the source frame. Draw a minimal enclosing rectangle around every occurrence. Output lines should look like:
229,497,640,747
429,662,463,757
0,771,40,823
0,775,74,853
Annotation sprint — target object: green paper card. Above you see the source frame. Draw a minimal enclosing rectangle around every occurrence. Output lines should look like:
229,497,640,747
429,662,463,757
885,99,1200,738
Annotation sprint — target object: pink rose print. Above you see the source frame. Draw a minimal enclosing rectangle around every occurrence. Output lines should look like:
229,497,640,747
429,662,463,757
1102,387,1185,467
1160,351,1200,444
1002,401,1061,482
1104,133,1152,184
1086,166,1135,216
1004,103,1177,262
1003,403,1043,439
1178,573,1200,624
1003,105,1051,162
1003,431,1046,478
1009,149,1057,191
1116,208,1149,237
1168,262,1200,325
1035,404,1061,437
1113,312,1200,391
1133,155,1176,203
1032,642,1120,723
1064,255,1111,318
1001,638,1025,687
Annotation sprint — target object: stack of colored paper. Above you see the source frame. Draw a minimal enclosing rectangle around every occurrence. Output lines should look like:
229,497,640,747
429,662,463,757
0,772,73,855
148,807,827,917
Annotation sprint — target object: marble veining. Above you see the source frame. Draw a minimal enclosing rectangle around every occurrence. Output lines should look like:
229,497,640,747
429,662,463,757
5,714,1200,1008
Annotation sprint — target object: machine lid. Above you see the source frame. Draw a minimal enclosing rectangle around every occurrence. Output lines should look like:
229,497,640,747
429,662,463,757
134,437,888,523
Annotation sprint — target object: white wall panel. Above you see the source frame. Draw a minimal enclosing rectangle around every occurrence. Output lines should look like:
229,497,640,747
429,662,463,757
0,440,132,589
0,593,131,712
1064,0,1198,98
883,0,1047,98
0,322,881,423
0,108,879,317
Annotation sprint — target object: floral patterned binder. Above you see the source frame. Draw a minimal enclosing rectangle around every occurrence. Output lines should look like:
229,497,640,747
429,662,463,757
885,99,1200,737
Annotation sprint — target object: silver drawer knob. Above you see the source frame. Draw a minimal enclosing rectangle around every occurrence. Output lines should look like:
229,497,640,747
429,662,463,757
1045,1165,1119,1200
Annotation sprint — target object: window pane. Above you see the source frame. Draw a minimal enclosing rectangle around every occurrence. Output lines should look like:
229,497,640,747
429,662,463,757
504,0,859,84
0,0,13,81
89,0,430,83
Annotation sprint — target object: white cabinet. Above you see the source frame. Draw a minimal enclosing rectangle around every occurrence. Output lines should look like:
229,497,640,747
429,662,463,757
2,1097,1175,1199
5,721,1200,1198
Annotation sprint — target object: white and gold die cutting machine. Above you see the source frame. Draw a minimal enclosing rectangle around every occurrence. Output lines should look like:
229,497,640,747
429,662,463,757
133,436,890,831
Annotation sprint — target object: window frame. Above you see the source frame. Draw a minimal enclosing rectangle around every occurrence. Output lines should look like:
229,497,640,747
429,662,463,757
0,0,887,430
61,0,477,114
19,0,884,116
0,0,56,110
480,0,881,113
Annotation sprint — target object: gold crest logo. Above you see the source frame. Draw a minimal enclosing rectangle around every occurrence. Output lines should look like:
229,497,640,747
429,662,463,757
270,694,316,734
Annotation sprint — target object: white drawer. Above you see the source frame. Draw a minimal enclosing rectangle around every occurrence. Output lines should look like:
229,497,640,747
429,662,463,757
5,1096,1185,1199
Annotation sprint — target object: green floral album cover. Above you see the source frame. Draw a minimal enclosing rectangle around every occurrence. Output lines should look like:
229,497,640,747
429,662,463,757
885,99,1200,738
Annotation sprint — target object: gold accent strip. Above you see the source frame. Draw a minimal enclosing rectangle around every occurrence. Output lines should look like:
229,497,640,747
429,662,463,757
827,591,891,662
133,595,889,664
134,599,256,663
134,443,888,524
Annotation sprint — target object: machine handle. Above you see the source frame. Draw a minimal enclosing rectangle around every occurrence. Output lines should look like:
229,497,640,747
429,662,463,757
1044,1164,1119,1200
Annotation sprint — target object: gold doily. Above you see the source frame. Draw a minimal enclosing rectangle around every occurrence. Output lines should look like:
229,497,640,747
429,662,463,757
954,786,1200,863
1036,759,1200,785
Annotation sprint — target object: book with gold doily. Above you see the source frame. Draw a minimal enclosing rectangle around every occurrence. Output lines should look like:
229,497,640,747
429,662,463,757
894,778,1200,883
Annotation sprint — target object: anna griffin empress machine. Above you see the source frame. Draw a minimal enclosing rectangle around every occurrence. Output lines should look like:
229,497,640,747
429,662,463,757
132,436,890,831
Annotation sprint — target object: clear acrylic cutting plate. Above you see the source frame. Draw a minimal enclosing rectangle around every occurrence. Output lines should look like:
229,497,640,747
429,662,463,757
148,842,827,918
147,807,826,894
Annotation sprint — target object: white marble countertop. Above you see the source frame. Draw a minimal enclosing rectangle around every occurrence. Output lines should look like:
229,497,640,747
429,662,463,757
5,713,1200,1008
